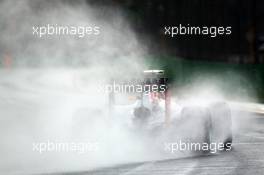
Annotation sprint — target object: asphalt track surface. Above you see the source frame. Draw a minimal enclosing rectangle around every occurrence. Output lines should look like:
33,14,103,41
51,113,264,175
0,69,263,175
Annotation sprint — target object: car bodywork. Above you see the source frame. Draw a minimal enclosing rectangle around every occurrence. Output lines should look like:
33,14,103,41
108,70,233,153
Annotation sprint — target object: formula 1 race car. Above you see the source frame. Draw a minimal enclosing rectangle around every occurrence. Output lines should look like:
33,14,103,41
108,70,233,154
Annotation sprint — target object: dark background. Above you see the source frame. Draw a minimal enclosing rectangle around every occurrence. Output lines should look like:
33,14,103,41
87,0,264,64
83,0,264,102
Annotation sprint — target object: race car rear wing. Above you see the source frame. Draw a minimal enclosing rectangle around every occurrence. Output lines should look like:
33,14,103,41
108,70,171,125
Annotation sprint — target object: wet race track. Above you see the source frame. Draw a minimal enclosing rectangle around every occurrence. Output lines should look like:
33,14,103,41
54,114,264,175
0,69,263,175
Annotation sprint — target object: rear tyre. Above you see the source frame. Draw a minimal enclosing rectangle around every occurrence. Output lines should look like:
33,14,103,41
223,137,233,151
180,106,212,154
209,102,233,151
133,106,151,127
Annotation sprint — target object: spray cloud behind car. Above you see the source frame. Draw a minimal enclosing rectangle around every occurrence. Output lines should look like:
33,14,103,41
0,0,258,174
